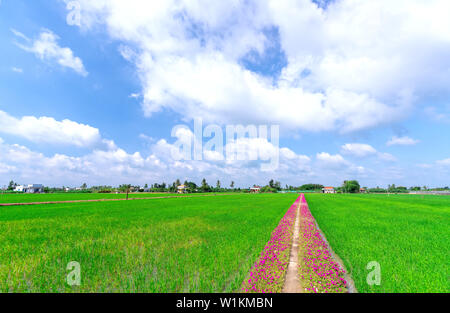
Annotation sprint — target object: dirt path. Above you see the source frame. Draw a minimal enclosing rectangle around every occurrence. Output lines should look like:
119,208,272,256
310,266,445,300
282,200,303,293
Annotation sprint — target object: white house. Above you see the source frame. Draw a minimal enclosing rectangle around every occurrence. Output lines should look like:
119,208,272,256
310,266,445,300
322,187,336,194
250,186,261,193
177,185,188,194
14,185,25,192
15,184,44,193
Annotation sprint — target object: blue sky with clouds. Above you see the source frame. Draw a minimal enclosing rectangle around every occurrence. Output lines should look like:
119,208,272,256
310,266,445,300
0,0,449,188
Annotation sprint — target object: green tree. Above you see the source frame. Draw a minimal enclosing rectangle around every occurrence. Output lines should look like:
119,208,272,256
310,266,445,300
343,180,360,193
216,180,221,190
81,183,87,190
201,178,210,192
119,184,131,192
275,181,281,191
186,181,198,193
261,185,278,193
230,181,235,189
119,184,132,199
300,184,324,191
7,180,16,191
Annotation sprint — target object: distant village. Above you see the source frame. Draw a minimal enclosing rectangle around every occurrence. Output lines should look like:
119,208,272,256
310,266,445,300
2,180,449,195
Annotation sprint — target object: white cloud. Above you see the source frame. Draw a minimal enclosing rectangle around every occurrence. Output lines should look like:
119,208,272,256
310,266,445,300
0,139,148,185
417,163,433,169
316,152,348,168
11,67,23,73
425,105,450,123
0,110,112,148
68,0,450,133
436,158,450,167
378,152,397,162
341,143,396,162
139,133,156,143
341,143,377,158
0,133,313,187
13,29,88,76
387,136,420,146
11,28,30,42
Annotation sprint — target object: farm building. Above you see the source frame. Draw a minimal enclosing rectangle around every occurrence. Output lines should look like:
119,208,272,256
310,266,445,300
14,184,44,193
177,185,188,194
360,188,367,193
322,187,336,194
250,186,261,193
13,185,24,192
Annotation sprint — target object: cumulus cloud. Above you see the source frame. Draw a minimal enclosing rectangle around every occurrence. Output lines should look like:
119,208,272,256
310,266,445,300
316,152,348,168
0,127,313,187
341,143,377,158
163,126,311,173
0,138,148,185
341,143,396,161
67,0,450,133
13,28,88,76
387,136,420,146
0,110,112,149
315,152,371,181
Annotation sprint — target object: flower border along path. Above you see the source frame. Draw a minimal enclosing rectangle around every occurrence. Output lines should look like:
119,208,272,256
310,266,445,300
241,195,301,293
298,194,349,293
281,194,303,293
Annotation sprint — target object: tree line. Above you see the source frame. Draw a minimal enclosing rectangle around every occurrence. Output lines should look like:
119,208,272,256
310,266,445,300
3,179,448,194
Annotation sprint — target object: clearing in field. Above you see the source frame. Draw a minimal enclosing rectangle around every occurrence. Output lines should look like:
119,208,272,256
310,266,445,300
0,193,298,292
304,194,450,293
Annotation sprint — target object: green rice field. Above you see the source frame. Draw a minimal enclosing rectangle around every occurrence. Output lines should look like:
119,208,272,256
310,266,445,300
0,192,205,204
1,192,448,293
305,194,450,293
0,193,298,292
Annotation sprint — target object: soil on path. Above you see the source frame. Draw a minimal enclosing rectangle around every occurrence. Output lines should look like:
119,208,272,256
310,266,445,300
282,201,304,293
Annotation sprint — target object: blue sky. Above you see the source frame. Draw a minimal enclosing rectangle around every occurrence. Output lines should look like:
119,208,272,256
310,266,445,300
0,0,449,188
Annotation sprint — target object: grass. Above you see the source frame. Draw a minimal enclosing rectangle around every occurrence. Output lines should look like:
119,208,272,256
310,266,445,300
0,193,298,292
0,192,226,204
304,194,450,293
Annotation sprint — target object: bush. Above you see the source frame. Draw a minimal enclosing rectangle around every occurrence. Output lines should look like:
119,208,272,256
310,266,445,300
343,180,360,193
261,186,278,193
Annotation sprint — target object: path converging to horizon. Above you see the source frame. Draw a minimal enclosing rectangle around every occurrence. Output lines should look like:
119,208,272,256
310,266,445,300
282,199,303,293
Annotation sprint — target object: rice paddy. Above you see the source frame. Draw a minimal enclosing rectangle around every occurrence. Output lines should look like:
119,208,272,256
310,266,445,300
0,193,298,292
304,194,450,293
0,192,202,204
1,192,448,293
